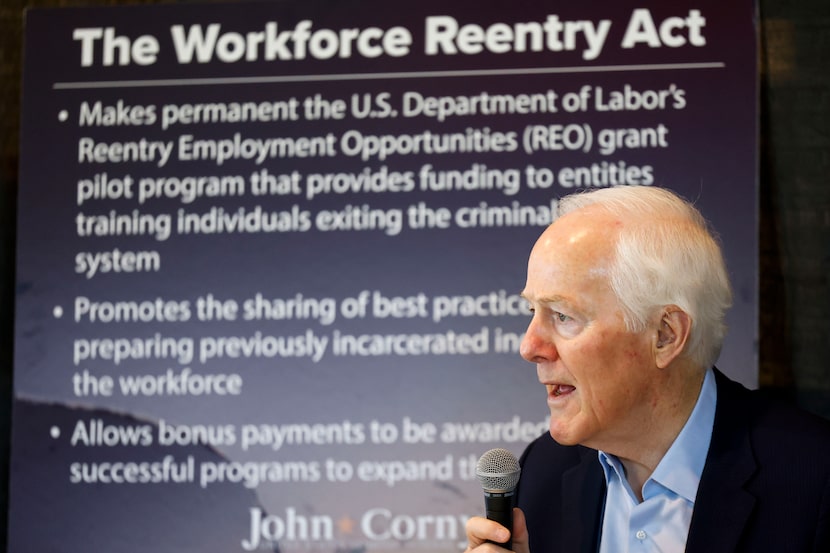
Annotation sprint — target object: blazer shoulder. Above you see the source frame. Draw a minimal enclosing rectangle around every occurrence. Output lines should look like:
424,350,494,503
692,370,830,551
715,369,830,452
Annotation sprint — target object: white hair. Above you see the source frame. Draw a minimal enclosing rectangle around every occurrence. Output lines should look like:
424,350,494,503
557,186,733,369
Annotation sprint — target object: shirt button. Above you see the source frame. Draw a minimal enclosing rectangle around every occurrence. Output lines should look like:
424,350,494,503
636,530,647,540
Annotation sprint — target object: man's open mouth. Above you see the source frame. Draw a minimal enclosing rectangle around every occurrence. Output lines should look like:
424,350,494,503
552,384,575,397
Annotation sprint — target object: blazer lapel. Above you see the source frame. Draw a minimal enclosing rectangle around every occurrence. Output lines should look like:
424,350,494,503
685,370,758,553
561,447,605,553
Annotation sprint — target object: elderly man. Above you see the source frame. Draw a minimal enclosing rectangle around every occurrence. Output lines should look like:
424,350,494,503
466,186,830,552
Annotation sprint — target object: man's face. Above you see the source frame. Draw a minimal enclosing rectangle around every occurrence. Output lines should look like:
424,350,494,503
520,208,659,453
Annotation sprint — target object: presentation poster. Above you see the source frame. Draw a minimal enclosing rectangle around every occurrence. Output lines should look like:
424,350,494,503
11,1,757,551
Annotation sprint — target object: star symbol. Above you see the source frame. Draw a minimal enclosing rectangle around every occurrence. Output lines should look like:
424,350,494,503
337,515,356,535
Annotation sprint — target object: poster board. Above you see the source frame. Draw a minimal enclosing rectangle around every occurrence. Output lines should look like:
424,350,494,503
10,1,757,551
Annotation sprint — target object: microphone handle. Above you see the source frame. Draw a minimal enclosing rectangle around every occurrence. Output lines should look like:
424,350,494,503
484,491,515,550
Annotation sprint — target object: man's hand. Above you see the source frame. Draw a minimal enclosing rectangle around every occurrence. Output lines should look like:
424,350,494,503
464,508,530,553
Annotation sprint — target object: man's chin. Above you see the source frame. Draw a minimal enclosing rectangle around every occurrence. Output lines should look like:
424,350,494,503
548,425,579,446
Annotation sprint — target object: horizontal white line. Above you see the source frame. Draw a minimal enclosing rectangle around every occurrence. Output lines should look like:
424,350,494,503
52,62,726,90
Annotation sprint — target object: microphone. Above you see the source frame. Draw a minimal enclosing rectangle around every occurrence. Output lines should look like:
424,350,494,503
476,448,521,550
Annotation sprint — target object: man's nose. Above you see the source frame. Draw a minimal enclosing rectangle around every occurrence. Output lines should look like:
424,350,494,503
520,316,556,363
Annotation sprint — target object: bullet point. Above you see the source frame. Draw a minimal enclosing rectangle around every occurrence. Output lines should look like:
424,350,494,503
50,426,60,439
58,110,68,122
53,306,63,318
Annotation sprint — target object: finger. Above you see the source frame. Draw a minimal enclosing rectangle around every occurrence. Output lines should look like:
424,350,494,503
465,515,512,551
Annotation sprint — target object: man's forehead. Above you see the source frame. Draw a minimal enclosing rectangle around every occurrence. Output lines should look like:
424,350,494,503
531,215,618,266
525,216,618,303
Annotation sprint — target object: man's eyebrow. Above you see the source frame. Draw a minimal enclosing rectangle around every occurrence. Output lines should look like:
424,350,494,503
520,293,570,306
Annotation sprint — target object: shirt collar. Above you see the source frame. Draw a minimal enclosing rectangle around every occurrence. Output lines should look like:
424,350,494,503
598,368,717,503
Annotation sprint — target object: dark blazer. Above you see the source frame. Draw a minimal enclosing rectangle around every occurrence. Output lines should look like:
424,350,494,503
516,369,830,553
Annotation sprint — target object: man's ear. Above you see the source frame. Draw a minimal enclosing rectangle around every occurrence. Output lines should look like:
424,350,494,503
654,307,692,368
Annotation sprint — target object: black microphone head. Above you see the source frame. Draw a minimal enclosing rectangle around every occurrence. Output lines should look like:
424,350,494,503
476,448,521,493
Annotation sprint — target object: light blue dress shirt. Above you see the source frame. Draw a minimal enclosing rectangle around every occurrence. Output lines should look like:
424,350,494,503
597,368,717,553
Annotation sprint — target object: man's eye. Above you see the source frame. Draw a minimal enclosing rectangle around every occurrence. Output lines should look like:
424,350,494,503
555,312,571,323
